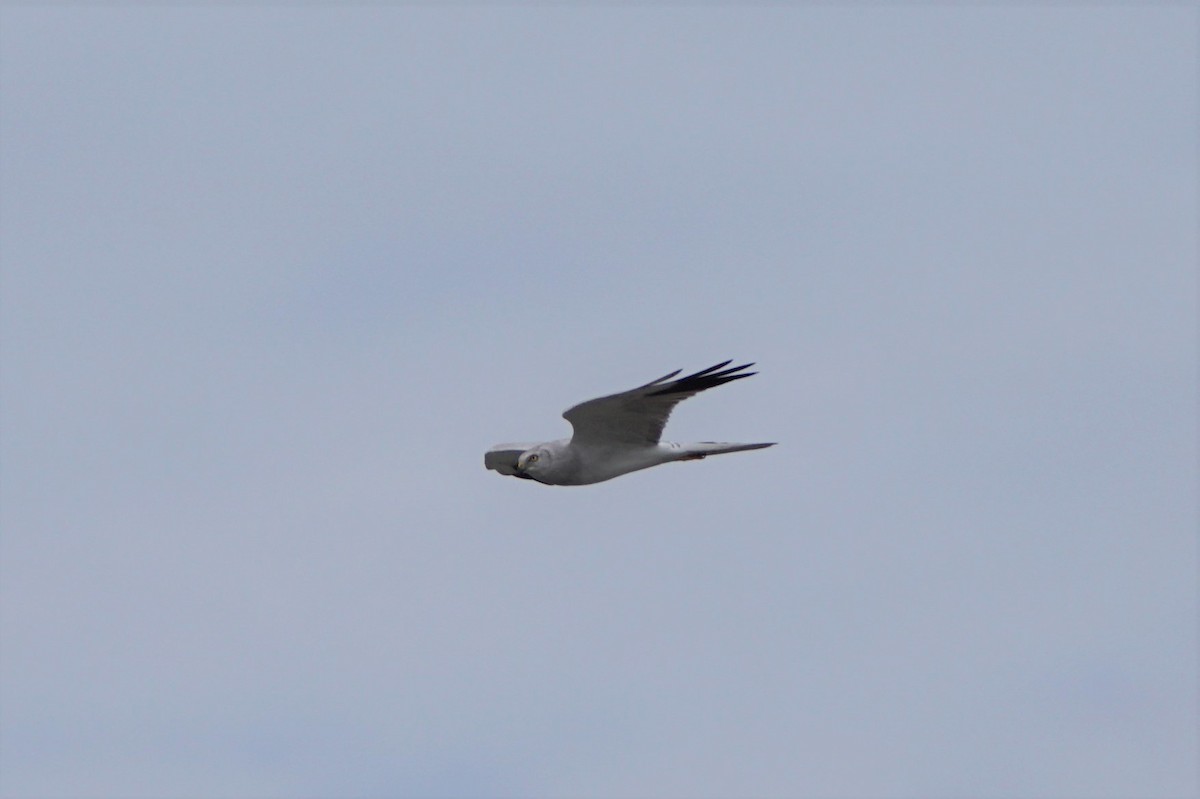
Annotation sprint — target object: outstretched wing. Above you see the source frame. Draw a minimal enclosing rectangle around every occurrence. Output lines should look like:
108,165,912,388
562,360,757,447
485,443,539,478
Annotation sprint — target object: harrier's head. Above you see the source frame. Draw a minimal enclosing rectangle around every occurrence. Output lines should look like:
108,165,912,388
516,447,553,481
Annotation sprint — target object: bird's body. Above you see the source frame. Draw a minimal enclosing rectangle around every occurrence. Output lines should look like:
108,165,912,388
485,361,774,486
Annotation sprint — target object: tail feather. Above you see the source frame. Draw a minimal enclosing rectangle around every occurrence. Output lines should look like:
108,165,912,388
676,441,775,460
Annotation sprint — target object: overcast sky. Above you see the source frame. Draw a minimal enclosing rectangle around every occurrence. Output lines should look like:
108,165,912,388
1,6,1195,798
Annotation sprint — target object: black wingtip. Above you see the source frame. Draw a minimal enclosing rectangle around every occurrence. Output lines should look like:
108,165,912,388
633,371,679,392
647,360,760,397
688,359,733,378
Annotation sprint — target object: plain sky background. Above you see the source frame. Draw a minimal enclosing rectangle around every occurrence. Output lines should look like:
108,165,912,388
1,6,1195,798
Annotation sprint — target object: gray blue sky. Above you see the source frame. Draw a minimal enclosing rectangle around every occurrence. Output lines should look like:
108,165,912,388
1,6,1195,798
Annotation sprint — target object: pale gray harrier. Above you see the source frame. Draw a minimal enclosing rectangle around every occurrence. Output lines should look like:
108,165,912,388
485,360,774,486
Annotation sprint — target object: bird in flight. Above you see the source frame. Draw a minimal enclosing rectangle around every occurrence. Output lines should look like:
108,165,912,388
485,360,774,486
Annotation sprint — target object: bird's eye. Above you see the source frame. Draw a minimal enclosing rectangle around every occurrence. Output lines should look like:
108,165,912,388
527,453,539,463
